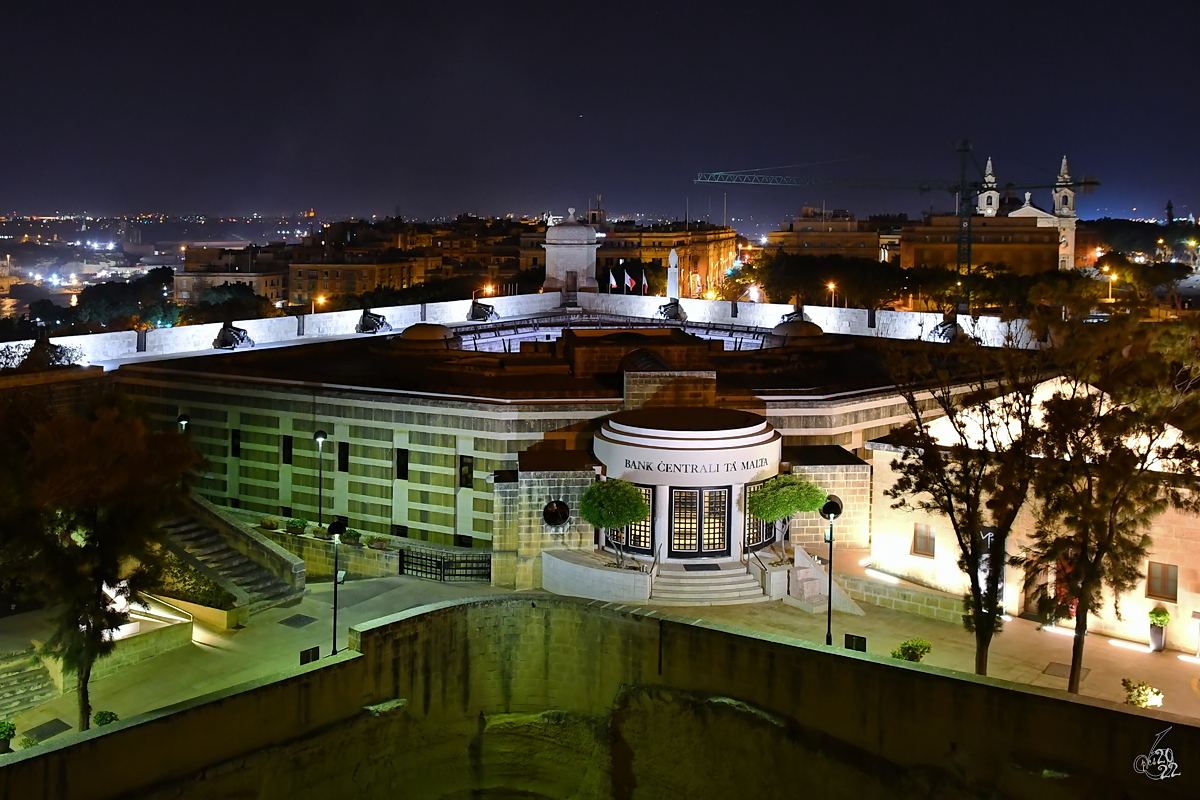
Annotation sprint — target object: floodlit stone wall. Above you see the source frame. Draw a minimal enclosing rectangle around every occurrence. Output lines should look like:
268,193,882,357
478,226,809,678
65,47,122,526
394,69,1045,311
789,461,871,550
870,445,1200,654
541,550,650,602
622,370,716,410
842,575,966,624
4,596,1197,799
491,469,597,590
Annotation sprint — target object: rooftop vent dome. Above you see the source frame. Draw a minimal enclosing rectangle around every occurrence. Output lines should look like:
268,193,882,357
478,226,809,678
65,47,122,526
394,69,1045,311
546,208,597,245
771,320,824,338
400,323,454,341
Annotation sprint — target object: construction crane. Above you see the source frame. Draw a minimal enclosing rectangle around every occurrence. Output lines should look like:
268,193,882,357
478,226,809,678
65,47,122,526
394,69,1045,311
695,141,1099,310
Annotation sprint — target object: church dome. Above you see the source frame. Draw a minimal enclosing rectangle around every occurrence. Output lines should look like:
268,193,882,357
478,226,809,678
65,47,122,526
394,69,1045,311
546,208,596,245
771,320,824,338
400,323,454,341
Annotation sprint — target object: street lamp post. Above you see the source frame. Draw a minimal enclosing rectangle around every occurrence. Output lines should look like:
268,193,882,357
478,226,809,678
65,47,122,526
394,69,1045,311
311,295,325,315
819,494,844,647
472,285,494,301
327,518,346,656
827,283,836,308
176,414,190,433
314,429,327,526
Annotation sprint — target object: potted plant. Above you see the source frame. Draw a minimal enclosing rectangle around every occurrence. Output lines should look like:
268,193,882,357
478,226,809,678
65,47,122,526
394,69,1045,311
285,518,308,535
1149,607,1170,652
1122,678,1164,708
365,535,388,551
890,638,933,663
311,525,331,540
92,710,119,727
341,529,363,547
261,517,280,531
0,721,15,754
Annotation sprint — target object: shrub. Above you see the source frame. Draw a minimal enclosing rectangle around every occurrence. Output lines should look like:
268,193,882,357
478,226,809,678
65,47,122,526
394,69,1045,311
261,517,280,530
890,638,933,663
0,721,15,740
92,710,119,727
17,737,38,750
153,551,238,610
1122,678,1164,708
1148,608,1171,627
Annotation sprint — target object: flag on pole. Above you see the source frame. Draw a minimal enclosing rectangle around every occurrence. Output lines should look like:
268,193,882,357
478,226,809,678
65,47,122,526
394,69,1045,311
609,270,619,290
625,272,636,291
641,271,649,295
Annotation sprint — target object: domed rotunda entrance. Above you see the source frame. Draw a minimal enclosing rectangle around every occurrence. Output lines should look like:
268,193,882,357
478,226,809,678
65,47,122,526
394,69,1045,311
592,407,782,563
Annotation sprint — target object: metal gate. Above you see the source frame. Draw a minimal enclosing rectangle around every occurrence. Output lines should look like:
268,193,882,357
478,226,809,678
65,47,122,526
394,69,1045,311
399,546,491,583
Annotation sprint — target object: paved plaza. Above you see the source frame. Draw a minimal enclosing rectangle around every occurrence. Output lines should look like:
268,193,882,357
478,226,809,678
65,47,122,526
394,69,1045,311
5,567,1199,745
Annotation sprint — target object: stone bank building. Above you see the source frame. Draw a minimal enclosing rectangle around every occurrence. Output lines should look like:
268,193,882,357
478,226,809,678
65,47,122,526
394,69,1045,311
115,317,904,595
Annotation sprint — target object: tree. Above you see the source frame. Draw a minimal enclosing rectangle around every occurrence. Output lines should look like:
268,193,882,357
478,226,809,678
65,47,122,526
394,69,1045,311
883,325,1049,676
579,479,650,568
0,399,200,730
1014,312,1200,693
746,474,825,548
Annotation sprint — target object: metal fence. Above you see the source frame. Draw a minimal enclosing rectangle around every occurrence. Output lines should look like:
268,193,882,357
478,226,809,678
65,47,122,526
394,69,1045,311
398,545,491,583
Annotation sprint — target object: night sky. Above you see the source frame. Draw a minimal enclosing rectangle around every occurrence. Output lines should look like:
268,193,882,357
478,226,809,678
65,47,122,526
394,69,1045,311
3,1,1196,231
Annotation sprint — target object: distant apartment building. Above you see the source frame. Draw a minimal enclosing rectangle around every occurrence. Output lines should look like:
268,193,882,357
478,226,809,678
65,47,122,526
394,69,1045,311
289,255,436,305
175,244,289,304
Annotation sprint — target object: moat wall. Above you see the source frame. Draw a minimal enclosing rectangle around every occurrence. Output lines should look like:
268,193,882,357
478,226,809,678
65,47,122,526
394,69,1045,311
1,596,1197,799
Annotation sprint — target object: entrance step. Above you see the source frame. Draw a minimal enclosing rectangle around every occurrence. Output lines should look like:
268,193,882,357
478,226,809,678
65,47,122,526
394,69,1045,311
650,564,766,606
0,647,57,719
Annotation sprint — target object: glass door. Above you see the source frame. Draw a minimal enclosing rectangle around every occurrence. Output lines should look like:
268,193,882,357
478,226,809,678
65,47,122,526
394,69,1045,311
669,487,730,558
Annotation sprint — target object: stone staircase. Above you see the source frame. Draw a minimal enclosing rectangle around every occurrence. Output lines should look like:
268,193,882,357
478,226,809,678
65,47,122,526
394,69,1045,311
789,563,829,613
650,563,767,606
0,647,56,721
785,548,865,616
162,518,302,614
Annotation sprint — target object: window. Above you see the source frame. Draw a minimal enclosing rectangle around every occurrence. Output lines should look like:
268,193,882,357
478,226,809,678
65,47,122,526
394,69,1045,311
338,440,350,472
230,429,241,458
611,485,653,552
1147,562,1178,602
912,523,935,557
458,455,474,489
281,434,293,465
396,448,409,480
744,483,773,548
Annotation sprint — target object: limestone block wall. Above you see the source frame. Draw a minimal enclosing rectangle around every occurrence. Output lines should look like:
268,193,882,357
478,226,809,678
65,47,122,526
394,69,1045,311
842,575,966,624
259,529,399,579
4,596,1200,799
789,462,871,549
493,469,596,590
622,370,716,410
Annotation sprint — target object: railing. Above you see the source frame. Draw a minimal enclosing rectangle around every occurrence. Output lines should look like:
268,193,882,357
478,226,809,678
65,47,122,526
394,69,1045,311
647,548,662,597
398,544,491,583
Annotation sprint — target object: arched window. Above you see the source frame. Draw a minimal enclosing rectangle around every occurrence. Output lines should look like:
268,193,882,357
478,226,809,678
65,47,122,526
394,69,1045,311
986,196,994,206
1062,195,1070,208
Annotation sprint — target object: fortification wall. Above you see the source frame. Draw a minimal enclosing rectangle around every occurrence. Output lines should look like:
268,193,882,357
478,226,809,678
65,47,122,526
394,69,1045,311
2,596,1195,799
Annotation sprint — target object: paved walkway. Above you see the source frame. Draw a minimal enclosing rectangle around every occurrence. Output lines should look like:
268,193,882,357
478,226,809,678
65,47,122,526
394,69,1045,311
5,566,1199,743
10,577,506,739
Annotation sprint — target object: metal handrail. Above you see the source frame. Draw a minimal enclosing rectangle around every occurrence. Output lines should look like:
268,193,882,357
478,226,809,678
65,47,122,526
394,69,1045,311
647,548,661,597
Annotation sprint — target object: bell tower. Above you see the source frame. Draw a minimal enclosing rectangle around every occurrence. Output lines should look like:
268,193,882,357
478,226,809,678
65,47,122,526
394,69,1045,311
1052,156,1075,218
1052,157,1077,269
976,157,1000,217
